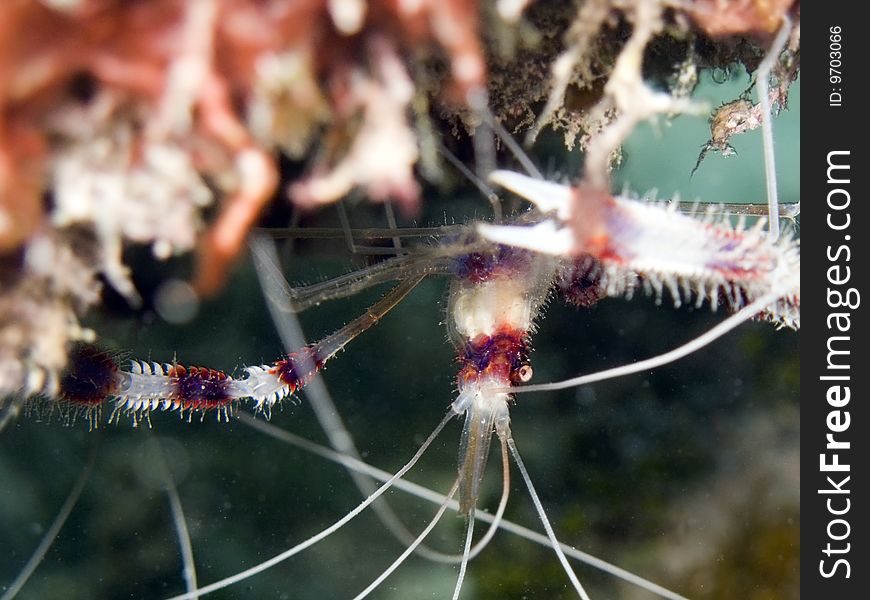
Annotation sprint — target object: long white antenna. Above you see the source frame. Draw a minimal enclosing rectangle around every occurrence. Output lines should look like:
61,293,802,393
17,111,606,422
164,412,454,600
508,436,591,600
248,235,471,563
240,414,689,600
151,438,199,599
352,480,460,600
451,508,477,600
510,290,786,394
756,15,793,240
1,444,98,600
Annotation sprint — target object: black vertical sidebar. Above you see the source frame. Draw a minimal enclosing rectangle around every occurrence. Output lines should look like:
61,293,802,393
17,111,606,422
802,3,868,598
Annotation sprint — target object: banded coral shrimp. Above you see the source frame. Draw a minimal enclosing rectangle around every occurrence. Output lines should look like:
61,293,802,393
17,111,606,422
0,60,799,600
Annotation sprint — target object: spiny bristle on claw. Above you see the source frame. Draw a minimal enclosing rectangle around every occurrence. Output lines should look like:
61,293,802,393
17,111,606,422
482,171,800,329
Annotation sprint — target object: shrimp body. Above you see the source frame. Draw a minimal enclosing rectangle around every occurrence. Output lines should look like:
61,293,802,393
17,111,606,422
447,246,556,514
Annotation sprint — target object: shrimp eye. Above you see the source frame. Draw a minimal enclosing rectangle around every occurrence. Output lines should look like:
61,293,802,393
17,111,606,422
513,365,533,383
